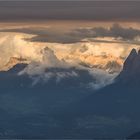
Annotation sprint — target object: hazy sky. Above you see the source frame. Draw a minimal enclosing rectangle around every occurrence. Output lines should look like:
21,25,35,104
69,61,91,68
0,0,140,21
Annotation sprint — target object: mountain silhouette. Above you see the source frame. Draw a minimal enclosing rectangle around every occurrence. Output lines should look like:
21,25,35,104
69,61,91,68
116,48,140,83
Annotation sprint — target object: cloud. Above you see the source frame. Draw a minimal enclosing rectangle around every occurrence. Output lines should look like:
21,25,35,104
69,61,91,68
1,24,140,44
0,30,137,73
0,24,139,90
0,32,44,68
41,47,70,68
0,25,137,90
72,24,140,42
18,47,79,85
0,27,82,44
30,71,79,86
18,46,72,76
18,47,116,89
0,31,127,70
87,68,117,90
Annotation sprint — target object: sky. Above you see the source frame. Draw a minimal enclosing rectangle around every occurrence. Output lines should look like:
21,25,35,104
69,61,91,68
0,0,140,21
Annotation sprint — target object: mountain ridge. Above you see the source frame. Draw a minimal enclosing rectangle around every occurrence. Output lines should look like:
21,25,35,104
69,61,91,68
116,48,140,83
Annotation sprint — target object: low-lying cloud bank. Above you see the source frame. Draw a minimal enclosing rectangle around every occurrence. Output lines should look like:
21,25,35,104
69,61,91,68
19,47,116,89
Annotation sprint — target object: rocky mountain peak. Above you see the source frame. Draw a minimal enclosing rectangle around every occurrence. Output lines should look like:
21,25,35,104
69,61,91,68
116,48,140,82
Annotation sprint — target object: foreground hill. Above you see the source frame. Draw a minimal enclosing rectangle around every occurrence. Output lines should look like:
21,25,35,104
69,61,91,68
0,63,98,138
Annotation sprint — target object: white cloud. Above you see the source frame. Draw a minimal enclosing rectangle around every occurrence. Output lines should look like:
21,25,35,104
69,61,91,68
18,47,79,85
87,68,117,90
18,47,117,89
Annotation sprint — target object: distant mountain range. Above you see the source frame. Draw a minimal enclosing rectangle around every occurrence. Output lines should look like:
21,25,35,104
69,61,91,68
0,54,122,74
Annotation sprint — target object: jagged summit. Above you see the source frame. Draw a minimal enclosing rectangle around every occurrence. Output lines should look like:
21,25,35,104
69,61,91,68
116,48,140,82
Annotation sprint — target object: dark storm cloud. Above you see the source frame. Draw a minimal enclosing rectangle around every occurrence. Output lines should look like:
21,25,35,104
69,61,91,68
73,24,140,40
0,1,140,21
28,24,140,44
0,27,82,43
1,23,140,39
1,24,140,44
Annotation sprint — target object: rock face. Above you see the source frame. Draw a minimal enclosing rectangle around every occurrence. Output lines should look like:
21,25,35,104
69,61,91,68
116,48,140,82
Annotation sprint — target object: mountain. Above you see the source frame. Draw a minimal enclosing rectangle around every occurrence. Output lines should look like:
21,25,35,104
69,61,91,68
82,54,122,74
59,48,140,138
0,55,122,74
116,48,140,83
0,63,97,138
